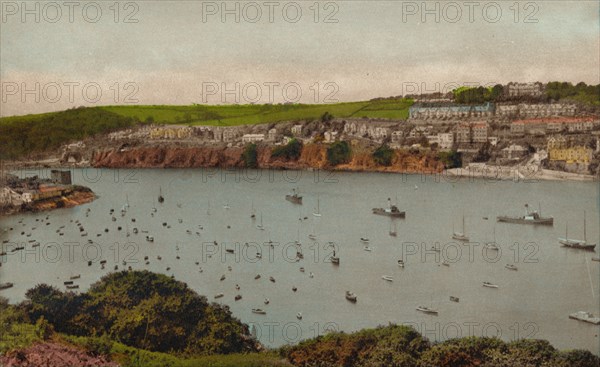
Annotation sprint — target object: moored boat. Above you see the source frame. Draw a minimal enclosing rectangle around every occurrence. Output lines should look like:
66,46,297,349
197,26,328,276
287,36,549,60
497,203,553,225
285,188,303,204
569,311,600,325
416,306,438,315
483,281,498,288
0,282,14,290
372,198,405,218
252,308,266,315
449,296,460,302
345,291,357,303
381,275,393,282
559,211,596,251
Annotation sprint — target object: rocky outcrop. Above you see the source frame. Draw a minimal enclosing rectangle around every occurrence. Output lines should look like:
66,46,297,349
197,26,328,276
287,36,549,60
93,144,444,174
0,341,118,367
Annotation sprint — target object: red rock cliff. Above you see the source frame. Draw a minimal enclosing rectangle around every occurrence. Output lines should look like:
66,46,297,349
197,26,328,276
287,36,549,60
93,145,444,173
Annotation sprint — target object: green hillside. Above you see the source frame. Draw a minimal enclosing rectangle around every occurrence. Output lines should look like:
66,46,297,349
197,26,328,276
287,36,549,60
100,98,413,126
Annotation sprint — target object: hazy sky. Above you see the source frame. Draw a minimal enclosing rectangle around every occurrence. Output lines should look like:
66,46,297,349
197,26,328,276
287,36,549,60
1,0,598,116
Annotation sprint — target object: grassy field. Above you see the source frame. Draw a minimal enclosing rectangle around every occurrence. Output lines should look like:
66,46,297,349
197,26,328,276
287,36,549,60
99,98,413,126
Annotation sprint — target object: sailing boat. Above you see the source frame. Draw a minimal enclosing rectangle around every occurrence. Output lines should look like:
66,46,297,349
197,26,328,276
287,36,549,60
484,226,499,250
559,212,596,250
206,200,211,216
313,196,322,217
158,187,164,203
308,217,317,240
256,212,265,230
452,215,469,241
389,221,397,237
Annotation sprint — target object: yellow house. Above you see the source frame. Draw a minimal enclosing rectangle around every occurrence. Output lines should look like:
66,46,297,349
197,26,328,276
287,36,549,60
549,146,592,164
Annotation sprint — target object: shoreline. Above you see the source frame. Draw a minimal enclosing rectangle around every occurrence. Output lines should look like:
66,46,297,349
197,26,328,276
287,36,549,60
4,161,597,183
0,187,96,218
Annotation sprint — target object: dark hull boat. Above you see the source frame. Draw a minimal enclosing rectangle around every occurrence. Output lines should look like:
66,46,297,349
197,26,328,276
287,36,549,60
285,195,302,204
497,203,553,225
372,198,405,218
559,211,596,251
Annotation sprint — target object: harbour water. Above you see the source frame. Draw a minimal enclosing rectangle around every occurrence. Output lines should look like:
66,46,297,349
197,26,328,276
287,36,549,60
1,168,598,353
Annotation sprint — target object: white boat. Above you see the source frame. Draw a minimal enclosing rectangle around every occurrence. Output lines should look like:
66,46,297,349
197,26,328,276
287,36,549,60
505,264,518,271
146,236,154,242
296,312,302,320
381,275,393,282
442,261,450,267
252,308,266,315
452,215,469,241
264,298,270,305
308,233,317,240
569,311,600,325
363,246,372,252
484,227,500,250
313,196,322,217
256,212,265,230
483,281,498,288
416,306,438,315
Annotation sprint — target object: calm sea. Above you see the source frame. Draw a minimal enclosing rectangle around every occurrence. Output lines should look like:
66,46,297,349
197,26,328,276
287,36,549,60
1,168,598,353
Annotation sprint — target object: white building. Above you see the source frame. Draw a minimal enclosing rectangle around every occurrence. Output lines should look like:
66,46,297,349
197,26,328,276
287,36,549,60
324,131,339,143
291,125,303,136
242,134,265,143
506,82,543,97
391,131,404,143
437,133,454,149
267,128,279,141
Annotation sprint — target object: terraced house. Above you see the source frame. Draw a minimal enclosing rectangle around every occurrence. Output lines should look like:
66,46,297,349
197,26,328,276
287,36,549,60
409,102,494,120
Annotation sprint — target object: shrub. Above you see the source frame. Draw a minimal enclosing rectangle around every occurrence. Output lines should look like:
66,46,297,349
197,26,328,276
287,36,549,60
242,143,258,168
326,141,351,166
372,145,394,166
272,138,303,160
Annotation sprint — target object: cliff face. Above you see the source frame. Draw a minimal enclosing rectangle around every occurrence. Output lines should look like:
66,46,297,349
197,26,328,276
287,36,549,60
93,145,444,173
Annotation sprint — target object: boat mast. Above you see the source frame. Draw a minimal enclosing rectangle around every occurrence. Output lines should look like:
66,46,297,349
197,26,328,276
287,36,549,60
583,211,587,243
462,215,466,235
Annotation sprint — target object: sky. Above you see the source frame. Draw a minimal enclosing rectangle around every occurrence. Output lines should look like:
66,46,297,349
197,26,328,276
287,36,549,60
0,0,599,116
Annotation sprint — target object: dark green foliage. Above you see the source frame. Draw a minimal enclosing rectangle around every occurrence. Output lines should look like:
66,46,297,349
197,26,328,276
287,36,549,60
372,145,394,166
285,325,599,367
321,112,334,122
437,150,462,168
83,334,113,357
326,141,351,166
272,138,303,160
0,107,134,159
454,85,503,104
243,143,259,168
545,82,600,105
22,271,256,355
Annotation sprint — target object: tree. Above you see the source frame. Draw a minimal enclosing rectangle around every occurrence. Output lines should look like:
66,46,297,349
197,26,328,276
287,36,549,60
326,141,351,166
373,145,394,166
242,143,258,168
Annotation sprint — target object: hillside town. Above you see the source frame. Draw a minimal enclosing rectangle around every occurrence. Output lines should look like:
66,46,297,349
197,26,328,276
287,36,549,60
16,82,600,179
